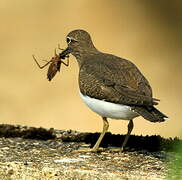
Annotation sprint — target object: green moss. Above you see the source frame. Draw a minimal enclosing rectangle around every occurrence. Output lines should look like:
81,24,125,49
167,142,182,179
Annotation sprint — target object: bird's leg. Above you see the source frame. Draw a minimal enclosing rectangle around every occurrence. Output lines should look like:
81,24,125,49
121,119,133,151
91,117,109,151
73,117,109,153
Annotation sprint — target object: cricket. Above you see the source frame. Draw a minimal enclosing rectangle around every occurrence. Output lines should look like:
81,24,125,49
33,45,69,81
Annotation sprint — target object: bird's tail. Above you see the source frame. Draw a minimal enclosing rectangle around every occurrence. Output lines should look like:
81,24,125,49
132,106,168,122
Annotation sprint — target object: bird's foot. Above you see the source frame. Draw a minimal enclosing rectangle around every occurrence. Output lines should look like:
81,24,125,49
106,147,124,153
72,147,104,153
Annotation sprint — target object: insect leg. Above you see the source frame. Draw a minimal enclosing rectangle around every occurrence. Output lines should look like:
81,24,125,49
32,55,51,69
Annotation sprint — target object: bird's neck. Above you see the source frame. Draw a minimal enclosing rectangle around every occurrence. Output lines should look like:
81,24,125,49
71,47,99,67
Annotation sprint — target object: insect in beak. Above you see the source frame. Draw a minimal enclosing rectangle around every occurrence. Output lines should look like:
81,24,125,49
33,45,70,81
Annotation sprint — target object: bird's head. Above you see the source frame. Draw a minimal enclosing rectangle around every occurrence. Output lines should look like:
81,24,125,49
65,29,97,58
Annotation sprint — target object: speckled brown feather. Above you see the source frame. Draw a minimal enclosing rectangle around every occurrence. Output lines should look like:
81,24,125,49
79,53,156,106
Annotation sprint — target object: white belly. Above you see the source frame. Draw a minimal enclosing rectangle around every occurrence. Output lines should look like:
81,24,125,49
79,92,139,120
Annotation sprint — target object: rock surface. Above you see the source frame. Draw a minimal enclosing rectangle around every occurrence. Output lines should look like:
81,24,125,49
0,124,178,180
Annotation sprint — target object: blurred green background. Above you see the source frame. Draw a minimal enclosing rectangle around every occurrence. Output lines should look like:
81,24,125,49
0,0,181,138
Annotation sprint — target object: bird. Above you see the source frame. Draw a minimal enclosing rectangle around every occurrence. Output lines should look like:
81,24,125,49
60,29,167,152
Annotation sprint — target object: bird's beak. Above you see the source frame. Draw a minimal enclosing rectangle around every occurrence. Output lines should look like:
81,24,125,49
59,47,71,59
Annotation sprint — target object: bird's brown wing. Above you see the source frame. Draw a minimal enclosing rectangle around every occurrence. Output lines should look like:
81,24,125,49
79,53,158,106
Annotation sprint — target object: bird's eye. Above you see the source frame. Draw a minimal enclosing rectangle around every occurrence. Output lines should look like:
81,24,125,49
66,37,72,44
